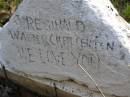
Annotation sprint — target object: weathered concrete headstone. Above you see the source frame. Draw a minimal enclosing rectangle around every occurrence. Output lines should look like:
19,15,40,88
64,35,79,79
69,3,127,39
0,0,130,97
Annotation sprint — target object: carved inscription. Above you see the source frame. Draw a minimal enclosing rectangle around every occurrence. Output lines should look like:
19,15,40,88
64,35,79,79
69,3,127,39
15,45,99,68
13,15,85,33
8,29,116,51
6,15,120,68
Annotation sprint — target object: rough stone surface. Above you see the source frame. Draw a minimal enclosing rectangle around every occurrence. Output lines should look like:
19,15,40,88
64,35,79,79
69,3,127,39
0,0,130,97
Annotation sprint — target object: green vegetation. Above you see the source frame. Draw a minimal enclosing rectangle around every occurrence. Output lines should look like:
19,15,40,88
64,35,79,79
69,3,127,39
110,0,130,22
0,0,21,26
0,0,130,26
123,3,130,22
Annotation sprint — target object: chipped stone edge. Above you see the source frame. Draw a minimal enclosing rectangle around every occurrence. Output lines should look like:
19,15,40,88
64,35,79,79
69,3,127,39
0,68,121,97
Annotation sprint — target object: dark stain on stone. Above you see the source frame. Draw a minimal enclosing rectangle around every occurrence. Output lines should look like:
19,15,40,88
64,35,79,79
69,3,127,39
95,36,98,38
120,51,125,60
111,8,113,11
115,13,118,16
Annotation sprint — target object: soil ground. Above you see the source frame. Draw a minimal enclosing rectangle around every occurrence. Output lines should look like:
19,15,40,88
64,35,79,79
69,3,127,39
0,77,49,97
